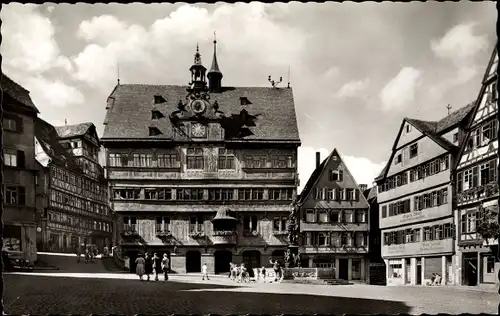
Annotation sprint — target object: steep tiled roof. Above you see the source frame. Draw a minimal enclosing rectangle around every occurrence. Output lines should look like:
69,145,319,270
35,118,80,169
298,152,331,204
363,187,377,202
435,101,476,132
55,122,94,139
376,102,475,182
1,73,39,113
298,148,370,209
102,84,300,142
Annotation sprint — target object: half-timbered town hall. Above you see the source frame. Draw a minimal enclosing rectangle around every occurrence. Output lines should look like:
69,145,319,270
101,39,301,274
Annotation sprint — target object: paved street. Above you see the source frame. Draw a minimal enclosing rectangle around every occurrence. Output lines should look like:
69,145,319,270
4,271,497,314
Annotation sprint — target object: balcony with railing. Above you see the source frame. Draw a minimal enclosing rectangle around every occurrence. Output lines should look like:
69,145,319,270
457,182,499,205
155,223,172,239
189,223,205,238
121,224,139,238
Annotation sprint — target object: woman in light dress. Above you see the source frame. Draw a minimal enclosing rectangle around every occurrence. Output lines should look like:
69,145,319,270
135,254,146,281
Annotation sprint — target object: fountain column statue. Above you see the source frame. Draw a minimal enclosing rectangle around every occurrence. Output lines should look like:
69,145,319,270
285,199,300,268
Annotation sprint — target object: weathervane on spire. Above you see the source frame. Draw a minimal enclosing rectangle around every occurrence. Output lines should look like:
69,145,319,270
446,104,452,115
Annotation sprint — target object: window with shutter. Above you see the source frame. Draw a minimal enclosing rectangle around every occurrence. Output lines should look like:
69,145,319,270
472,166,478,187
460,214,467,234
15,150,25,168
381,205,387,218
457,171,463,193
489,159,497,183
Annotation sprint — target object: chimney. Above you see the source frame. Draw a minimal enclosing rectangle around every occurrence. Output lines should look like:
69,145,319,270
316,152,321,169
359,184,368,192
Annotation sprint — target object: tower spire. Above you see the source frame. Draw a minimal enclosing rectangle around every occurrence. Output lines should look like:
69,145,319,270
189,43,207,91
208,31,223,91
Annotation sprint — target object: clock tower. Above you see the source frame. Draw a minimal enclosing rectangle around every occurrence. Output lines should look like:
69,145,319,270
189,44,207,91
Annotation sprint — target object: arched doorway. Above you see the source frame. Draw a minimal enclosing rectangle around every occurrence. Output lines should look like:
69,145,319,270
242,250,261,277
271,249,286,265
186,251,202,273
62,235,67,252
214,250,232,274
127,251,139,274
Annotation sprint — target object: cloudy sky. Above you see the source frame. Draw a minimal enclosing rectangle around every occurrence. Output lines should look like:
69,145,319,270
1,2,497,192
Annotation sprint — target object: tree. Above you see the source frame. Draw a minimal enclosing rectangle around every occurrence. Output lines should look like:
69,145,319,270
476,205,500,243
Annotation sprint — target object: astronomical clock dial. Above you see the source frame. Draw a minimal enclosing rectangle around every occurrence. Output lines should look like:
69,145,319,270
191,99,206,115
191,123,207,138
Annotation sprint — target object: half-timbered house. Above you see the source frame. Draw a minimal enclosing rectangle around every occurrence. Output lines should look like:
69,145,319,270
35,119,113,252
453,43,498,287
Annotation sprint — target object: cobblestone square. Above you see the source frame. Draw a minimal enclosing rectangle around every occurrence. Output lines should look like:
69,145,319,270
4,272,497,315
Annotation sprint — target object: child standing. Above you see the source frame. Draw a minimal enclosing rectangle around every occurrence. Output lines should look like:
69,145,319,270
202,263,210,280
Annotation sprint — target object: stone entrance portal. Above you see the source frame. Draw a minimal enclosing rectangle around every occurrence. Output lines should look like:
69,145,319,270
214,250,232,274
186,251,202,273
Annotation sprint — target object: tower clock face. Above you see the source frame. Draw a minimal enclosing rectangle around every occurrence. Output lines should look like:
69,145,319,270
191,123,207,138
191,100,206,114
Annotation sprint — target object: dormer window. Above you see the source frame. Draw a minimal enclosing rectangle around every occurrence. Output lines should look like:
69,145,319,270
149,127,163,136
151,109,165,120
240,97,252,105
453,133,459,143
154,95,166,104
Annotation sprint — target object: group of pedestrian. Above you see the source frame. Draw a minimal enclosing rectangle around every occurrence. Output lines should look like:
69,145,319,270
75,244,99,264
430,273,442,286
229,262,250,282
135,253,170,281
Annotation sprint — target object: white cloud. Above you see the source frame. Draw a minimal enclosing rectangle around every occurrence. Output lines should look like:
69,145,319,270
324,67,340,79
379,67,422,111
342,155,386,187
22,76,85,109
431,23,488,65
70,4,307,89
335,78,370,99
78,15,129,45
428,23,489,99
0,4,71,74
429,66,478,100
297,146,385,194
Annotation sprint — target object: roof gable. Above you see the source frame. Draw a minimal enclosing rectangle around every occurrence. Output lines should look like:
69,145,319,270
35,118,82,170
102,84,300,143
376,102,475,181
298,148,370,209
55,122,94,139
455,43,498,170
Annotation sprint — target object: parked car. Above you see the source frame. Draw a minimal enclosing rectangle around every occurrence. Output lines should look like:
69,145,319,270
2,249,34,271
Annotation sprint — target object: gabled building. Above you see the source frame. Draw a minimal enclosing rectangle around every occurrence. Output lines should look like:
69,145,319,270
297,149,370,282
453,43,498,287
2,73,40,262
101,39,301,274
35,119,112,252
375,102,476,286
